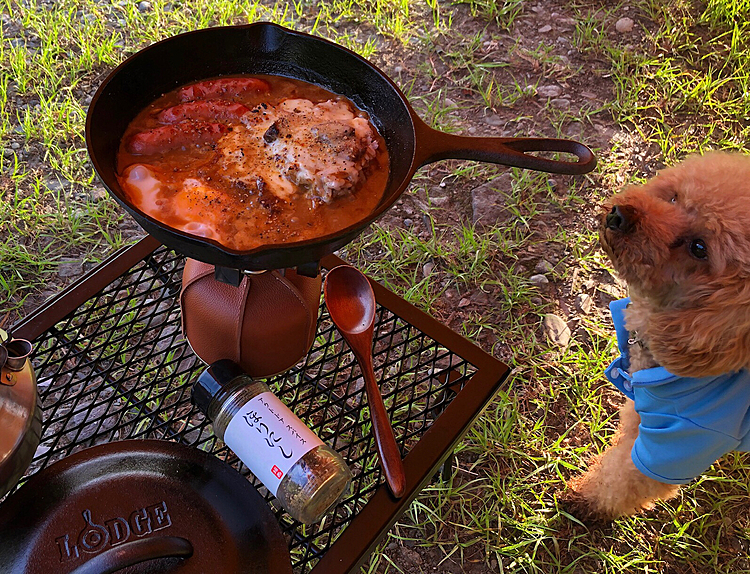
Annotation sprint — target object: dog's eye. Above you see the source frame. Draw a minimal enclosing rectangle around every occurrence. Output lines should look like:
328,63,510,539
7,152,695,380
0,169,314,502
689,239,708,259
670,194,677,204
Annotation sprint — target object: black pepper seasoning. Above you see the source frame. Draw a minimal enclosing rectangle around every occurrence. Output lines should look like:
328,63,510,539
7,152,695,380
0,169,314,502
192,360,352,524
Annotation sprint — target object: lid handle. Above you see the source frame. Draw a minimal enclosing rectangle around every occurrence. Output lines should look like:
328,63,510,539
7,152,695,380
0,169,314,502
68,536,193,574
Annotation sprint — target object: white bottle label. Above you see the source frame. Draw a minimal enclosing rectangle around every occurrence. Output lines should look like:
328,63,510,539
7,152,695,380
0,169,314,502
224,391,324,496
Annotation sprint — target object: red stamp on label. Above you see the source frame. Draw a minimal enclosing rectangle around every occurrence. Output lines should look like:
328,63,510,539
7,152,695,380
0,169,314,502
271,465,284,479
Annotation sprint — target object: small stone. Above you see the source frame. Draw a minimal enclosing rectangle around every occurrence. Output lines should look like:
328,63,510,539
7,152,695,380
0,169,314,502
10,142,20,150
57,259,82,278
484,114,504,127
543,314,571,347
423,262,435,277
471,290,490,305
89,187,108,201
537,85,562,98
137,1,152,11
403,218,413,227
575,293,593,314
399,547,423,567
550,98,571,110
530,274,549,285
615,17,634,33
458,297,471,308
535,259,553,274
565,122,584,138
471,173,513,227
539,24,553,33
46,177,69,191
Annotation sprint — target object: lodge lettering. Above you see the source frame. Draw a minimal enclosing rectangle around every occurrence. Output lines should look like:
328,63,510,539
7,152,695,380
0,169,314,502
55,501,172,563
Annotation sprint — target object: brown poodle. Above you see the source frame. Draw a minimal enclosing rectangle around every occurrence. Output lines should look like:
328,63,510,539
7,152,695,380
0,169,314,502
567,151,750,519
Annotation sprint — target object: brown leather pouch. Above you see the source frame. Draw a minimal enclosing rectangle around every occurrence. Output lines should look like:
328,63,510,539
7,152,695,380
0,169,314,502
180,259,321,377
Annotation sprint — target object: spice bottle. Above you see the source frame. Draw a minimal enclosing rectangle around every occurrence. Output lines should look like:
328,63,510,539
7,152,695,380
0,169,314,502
192,359,352,524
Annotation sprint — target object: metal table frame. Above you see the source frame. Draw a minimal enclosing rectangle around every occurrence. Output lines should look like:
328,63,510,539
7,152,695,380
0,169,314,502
10,236,511,573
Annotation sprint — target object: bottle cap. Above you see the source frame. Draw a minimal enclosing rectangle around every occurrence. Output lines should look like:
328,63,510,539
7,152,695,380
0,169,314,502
192,359,246,414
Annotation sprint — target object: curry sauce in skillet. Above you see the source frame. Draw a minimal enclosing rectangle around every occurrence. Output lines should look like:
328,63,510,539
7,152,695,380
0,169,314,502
117,74,389,251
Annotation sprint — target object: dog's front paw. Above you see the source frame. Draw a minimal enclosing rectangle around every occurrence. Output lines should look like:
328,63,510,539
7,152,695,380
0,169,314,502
558,485,616,525
562,465,680,521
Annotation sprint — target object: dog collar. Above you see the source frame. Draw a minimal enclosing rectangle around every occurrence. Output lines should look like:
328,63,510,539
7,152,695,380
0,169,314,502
605,297,678,397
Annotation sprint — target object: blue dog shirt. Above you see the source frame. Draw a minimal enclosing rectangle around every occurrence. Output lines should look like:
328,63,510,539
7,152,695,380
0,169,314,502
605,297,750,484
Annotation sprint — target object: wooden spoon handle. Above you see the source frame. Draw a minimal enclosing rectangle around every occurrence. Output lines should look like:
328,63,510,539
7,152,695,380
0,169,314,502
356,351,406,498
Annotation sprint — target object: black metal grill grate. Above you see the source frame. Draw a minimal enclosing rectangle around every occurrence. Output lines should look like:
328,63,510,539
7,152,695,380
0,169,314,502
20,245,478,573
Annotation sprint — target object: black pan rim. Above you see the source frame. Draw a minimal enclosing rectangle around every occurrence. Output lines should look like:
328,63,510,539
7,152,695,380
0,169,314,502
85,22,417,267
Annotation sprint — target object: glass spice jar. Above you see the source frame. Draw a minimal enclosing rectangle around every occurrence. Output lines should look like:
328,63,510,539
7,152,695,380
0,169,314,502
192,360,352,524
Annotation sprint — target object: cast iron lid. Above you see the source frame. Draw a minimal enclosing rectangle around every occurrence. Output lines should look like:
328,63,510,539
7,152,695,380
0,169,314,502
0,440,293,574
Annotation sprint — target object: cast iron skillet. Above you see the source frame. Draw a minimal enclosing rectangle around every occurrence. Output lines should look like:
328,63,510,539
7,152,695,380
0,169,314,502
86,22,596,272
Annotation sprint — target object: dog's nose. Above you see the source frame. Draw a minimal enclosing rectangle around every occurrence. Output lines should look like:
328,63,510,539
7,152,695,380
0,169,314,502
606,205,631,232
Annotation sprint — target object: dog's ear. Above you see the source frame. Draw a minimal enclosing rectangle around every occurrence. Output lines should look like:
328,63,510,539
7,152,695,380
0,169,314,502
643,276,750,377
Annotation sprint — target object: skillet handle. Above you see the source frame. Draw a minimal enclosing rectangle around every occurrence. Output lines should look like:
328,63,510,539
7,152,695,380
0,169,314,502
68,536,193,574
413,120,597,175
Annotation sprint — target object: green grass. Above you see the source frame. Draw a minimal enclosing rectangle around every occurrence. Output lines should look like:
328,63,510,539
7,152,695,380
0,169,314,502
587,0,750,159
452,0,525,30
3,0,750,572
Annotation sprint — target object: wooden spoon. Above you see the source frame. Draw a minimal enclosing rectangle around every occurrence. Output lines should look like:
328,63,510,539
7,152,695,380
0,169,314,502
323,265,406,498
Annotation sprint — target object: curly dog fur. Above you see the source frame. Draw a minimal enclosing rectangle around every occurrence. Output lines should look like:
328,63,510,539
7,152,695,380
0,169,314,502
566,151,750,520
